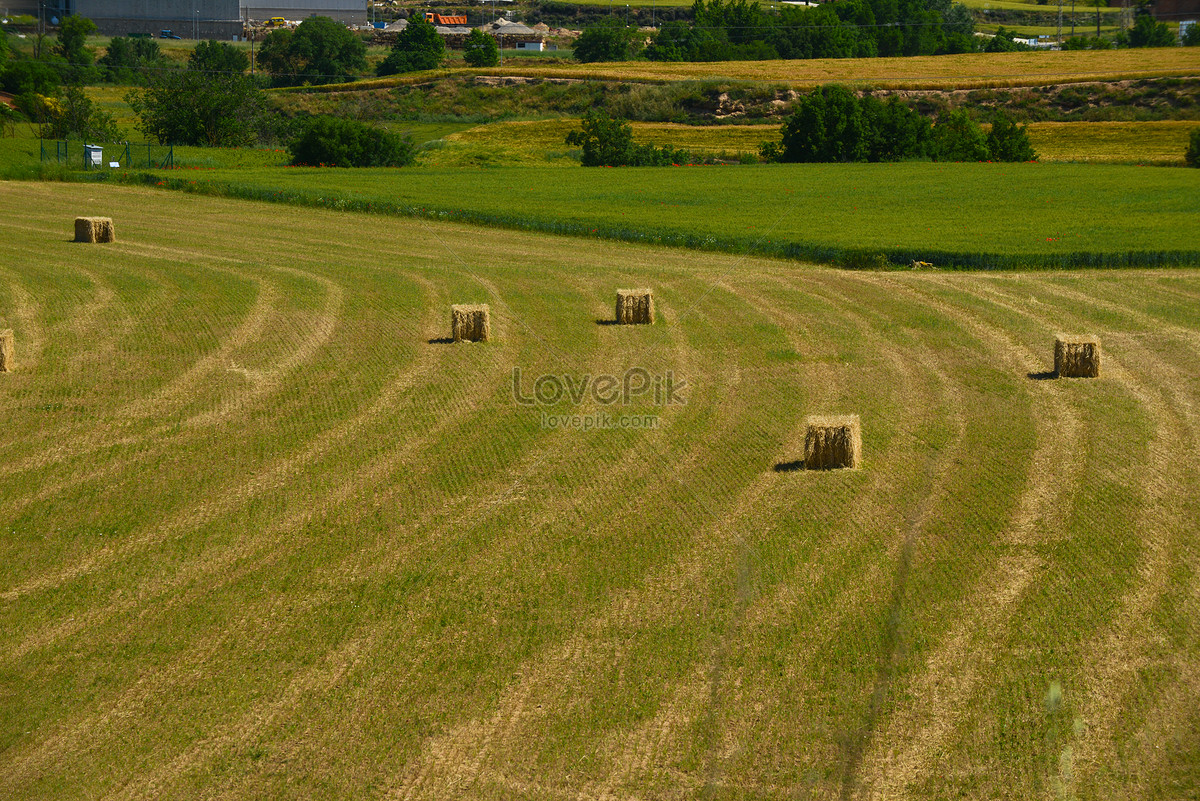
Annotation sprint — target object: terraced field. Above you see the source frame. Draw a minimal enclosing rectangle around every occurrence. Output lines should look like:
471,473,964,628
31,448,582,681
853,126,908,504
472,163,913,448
1,181,1198,800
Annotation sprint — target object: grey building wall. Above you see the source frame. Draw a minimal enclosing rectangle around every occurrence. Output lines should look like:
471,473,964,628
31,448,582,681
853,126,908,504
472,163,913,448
241,0,366,26
74,0,241,38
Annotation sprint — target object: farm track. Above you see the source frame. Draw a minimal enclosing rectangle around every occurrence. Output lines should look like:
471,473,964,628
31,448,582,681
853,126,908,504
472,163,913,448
1,184,1198,800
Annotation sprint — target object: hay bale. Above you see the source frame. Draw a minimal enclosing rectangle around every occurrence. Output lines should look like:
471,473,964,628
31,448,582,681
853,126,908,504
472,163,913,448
74,217,115,243
0,329,12,372
1054,335,1101,378
615,289,654,325
804,415,862,470
451,304,491,342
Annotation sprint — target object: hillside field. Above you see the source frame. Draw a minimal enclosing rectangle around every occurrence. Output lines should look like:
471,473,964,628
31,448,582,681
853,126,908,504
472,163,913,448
1,181,1199,799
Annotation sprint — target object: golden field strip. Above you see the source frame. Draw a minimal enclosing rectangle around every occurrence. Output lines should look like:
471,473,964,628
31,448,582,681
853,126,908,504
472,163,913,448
321,49,1200,92
1,182,1199,800
421,118,1200,166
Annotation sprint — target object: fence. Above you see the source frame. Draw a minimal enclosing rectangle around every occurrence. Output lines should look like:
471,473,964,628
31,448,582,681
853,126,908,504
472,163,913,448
40,140,174,170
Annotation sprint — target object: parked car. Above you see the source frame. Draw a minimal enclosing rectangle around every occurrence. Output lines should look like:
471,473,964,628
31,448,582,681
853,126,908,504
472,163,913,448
159,29,182,39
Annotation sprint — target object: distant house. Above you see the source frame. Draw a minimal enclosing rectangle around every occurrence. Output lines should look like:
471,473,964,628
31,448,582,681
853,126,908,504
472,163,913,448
478,18,545,48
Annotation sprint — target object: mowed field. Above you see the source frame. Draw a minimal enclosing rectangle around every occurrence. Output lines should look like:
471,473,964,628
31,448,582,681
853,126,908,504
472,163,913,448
2,181,1199,800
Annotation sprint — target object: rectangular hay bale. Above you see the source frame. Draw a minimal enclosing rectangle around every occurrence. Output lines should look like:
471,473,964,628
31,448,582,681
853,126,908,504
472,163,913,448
74,216,115,243
1054,335,1101,378
0,329,12,372
615,289,654,325
804,415,862,470
451,304,491,343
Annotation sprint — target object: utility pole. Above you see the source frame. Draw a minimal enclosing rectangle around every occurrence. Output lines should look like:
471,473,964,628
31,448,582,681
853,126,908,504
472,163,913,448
1056,0,1063,44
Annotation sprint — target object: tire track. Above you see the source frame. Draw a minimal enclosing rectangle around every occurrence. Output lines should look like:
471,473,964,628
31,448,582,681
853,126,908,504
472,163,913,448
843,272,1087,801
972,277,1197,799
0,268,42,372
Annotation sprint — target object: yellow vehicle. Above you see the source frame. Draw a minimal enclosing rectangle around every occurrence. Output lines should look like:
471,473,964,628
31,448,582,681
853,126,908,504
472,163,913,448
264,16,287,27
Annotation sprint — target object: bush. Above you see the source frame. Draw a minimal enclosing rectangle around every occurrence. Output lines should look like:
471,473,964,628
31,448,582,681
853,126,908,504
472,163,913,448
377,17,445,75
986,110,1036,161
1128,14,1174,47
1186,128,1200,168
463,28,499,68
1,58,62,96
188,40,249,75
565,109,689,166
38,84,121,141
574,19,642,62
768,86,930,163
931,109,989,161
984,26,1030,52
289,116,416,167
1184,23,1200,46
127,65,267,147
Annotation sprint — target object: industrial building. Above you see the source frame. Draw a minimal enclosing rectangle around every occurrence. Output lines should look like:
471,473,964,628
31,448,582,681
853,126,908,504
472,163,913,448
57,0,366,38
71,0,240,38
242,0,366,27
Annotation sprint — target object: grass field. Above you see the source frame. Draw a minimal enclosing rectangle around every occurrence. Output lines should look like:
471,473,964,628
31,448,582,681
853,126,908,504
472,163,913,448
1,181,1199,800
83,160,1200,268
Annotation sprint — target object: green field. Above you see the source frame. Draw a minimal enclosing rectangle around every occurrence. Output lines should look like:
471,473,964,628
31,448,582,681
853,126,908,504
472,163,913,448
2,181,1199,800
84,160,1200,268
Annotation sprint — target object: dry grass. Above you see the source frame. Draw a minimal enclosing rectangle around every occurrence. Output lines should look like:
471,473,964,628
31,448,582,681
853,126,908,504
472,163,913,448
804,415,862,470
307,50,1197,93
615,289,654,325
1027,121,1198,166
0,329,13,373
74,217,115,244
1055,335,1102,378
3,182,1200,801
451,304,491,342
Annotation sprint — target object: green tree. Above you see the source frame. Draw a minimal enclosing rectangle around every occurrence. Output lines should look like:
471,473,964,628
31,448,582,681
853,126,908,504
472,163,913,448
39,84,120,140
931,109,989,161
1,58,62,96
463,28,499,67
54,15,99,83
986,110,1035,161
1183,22,1199,45
288,115,416,167
565,109,688,166
377,17,445,75
984,26,1030,51
258,16,366,85
189,39,249,75
1127,13,1174,46
98,36,162,83
127,64,266,146
778,85,868,162
1186,127,1200,167
573,19,642,62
